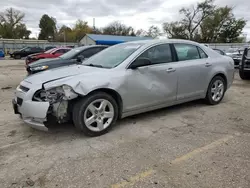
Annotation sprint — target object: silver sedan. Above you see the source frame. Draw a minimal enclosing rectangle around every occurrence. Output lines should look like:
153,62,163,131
13,39,235,136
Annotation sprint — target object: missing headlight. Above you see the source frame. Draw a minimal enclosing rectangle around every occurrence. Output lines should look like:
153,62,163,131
33,89,63,104
33,85,78,103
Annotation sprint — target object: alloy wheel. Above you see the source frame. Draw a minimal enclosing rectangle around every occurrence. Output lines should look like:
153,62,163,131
211,80,224,102
83,99,114,132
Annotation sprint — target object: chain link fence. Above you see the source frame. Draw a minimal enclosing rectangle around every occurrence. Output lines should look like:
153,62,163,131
0,39,78,55
1,39,249,56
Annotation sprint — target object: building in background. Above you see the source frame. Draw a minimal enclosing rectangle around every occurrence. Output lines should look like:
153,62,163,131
80,34,153,46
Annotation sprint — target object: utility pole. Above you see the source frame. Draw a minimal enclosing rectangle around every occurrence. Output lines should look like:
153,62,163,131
63,30,66,45
93,18,95,33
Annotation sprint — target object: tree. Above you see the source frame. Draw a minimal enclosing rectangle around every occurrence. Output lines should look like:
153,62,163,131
146,25,161,38
217,18,246,43
162,0,247,43
199,6,246,43
54,20,92,42
102,21,134,36
180,0,215,40
136,29,148,37
73,20,92,42
91,27,103,34
38,14,57,40
163,22,188,39
15,23,31,39
0,8,31,39
56,25,73,42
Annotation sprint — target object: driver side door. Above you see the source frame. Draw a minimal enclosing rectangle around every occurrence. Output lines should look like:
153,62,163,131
123,44,178,112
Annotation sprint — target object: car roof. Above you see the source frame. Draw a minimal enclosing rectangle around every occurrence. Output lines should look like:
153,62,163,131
124,39,202,46
53,47,72,50
75,45,109,50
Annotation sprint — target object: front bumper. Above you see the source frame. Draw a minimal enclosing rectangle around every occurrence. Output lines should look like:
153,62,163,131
13,85,50,131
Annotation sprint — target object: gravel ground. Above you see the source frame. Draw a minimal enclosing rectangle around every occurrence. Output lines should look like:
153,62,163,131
0,60,250,188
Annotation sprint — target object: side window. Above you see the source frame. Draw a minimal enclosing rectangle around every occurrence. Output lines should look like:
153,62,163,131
100,47,107,51
55,49,65,54
80,48,101,58
174,44,200,61
64,49,71,53
25,47,32,52
34,47,42,52
138,44,172,64
197,47,208,58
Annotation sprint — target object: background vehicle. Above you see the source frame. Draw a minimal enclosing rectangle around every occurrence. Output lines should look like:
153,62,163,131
225,48,244,67
25,47,72,65
9,46,44,59
239,47,250,80
213,48,225,55
45,46,56,51
27,45,108,74
13,39,234,136
0,49,4,58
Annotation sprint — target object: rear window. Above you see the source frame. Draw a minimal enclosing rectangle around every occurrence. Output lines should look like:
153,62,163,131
174,43,200,61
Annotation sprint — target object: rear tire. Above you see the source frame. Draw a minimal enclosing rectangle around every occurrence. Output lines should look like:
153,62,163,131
206,76,226,105
239,70,250,80
73,92,118,137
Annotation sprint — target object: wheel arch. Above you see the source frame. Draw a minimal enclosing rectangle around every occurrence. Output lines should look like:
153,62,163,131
78,88,123,119
209,72,228,90
204,72,228,98
214,73,227,89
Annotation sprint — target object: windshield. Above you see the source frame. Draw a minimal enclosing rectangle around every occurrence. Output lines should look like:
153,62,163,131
45,48,57,54
59,47,84,59
226,48,238,53
82,43,142,68
20,47,29,51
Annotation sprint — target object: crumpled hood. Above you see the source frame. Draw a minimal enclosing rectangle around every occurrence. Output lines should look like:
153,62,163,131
25,64,107,85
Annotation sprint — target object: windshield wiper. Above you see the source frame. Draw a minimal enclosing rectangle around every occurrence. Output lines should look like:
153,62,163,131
84,63,103,68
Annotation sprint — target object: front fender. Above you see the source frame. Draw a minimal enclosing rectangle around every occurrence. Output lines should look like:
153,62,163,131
43,75,123,97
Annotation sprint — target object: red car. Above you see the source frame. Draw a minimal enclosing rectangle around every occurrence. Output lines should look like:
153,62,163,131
25,47,72,65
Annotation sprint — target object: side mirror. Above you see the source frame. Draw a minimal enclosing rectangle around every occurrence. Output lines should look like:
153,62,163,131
76,55,85,62
129,58,151,69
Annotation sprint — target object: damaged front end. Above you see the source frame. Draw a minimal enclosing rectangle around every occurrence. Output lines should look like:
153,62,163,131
33,85,78,125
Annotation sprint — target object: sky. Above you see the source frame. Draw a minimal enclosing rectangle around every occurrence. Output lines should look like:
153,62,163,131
1,0,250,39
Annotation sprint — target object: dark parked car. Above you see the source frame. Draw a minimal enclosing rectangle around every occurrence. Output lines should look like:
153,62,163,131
9,47,44,59
239,47,250,80
27,45,108,74
213,48,225,55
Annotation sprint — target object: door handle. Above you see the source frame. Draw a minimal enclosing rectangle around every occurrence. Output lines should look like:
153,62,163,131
166,68,176,73
205,62,212,67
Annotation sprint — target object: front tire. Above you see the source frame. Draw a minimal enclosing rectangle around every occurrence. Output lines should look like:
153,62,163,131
73,92,118,136
206,76,226,105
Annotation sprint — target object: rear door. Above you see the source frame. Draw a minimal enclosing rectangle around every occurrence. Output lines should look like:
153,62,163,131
173,43,209,100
